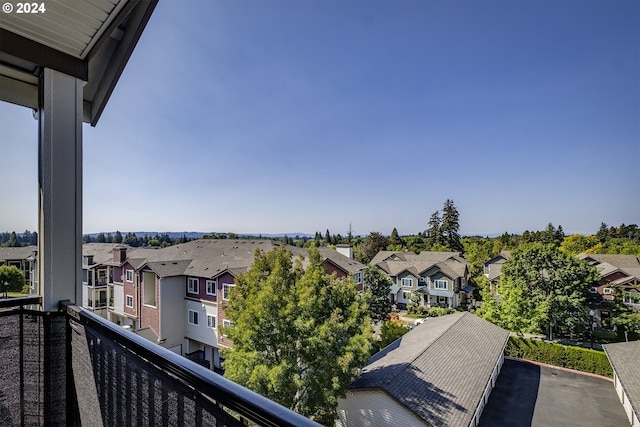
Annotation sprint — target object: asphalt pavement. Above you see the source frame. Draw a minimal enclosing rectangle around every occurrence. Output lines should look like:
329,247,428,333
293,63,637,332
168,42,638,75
478,358,628,427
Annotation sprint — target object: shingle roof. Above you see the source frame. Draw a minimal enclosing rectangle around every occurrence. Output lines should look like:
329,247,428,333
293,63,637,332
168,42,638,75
0,245,37,261
604,341,640,421
318,248,364,274
350,312,509,427
578,254,640,269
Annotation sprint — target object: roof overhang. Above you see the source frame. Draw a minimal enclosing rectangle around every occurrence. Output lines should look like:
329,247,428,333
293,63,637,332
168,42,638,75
0,0,157,126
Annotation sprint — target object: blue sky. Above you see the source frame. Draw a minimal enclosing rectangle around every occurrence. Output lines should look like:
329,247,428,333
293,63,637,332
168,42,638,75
1,0,638,237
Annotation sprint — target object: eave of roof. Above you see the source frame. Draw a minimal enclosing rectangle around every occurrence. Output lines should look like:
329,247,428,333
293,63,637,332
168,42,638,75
0,0,158,125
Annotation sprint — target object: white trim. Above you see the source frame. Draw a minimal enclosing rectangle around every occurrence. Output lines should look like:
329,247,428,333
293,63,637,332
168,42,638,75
207,314,217,329
125,269,133,282
223,283,235,301
434,279,448,290
206,279,217,296
401,277,413,287
125,294,133,308
188,309,199,326
187,277,199,294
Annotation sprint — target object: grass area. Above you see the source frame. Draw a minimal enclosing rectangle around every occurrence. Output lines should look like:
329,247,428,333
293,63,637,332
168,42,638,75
4,292,31,298
403,313,425,319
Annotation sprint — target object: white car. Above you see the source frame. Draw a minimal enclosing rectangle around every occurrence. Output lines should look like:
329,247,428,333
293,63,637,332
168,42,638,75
414,318,428,325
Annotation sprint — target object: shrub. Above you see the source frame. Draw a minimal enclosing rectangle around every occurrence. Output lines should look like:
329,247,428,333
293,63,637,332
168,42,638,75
428,307,456,317
505,337,613,377
21,285,31,294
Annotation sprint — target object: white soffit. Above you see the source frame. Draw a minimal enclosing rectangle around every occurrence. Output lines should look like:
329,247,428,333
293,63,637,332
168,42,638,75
0,0,129,59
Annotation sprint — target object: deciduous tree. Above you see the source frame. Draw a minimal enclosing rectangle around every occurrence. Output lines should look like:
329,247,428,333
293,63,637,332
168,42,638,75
0,265,25,292
484,243,598,336
223,247,372,425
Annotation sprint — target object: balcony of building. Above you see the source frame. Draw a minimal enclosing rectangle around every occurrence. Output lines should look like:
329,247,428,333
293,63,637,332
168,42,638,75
0,296,319,427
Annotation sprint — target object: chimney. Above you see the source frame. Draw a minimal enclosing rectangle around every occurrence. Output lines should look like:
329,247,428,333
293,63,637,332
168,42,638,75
335,244,353,259
114,246,127,263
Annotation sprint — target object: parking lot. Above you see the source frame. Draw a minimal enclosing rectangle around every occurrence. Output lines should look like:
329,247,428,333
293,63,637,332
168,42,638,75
479,358,628,427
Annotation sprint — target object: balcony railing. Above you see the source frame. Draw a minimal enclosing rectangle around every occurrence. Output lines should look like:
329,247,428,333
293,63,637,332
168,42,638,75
0,297,320,427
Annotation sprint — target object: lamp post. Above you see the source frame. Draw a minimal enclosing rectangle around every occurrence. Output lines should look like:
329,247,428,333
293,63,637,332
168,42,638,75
3,281,8,299
589,309,595,349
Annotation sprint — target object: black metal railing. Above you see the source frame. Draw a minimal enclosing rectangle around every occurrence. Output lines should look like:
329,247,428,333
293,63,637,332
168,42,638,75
0,297,320,427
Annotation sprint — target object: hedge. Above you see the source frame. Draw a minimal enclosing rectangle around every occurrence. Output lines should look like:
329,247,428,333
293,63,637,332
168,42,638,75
505,336,613,378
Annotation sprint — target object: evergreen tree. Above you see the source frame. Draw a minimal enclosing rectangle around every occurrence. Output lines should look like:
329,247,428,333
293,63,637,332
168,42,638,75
114,231,123,243
440,199,463,253
95,233,106,243
425,211,442,249
6,232,20,247
325,229,332,245
389,228,402,246
363,266,393,321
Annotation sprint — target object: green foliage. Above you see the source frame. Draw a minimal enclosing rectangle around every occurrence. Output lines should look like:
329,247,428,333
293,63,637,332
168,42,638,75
379,318,410,348
363,266,393,321
428,307,456,317
505,337,613,377
21,285,31,294
222,247,372,425
482,243,598,336
0,265,26,292
407,292,424,315
357,232,389,264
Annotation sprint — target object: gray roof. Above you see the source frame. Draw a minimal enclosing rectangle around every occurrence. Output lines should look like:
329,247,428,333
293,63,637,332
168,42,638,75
372,251,468,280
578,253,640,269
604,341,640,420
351,312,509,427
0,246,37,261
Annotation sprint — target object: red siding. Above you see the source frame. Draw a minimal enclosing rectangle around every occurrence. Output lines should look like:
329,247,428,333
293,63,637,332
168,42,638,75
323,261,348,278
217,272,236,347
140,273,160,334
122,262,137,318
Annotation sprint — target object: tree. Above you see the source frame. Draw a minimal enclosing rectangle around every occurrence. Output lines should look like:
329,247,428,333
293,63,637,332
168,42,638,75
6,232,20,247
114,230,123,243
379,318,409,348
440,199,463,253
425,210,442,249
95,232,106,243
363,266,392,321
0,265,26,292
223,247,372,425
485,243,598,336
389,228,402,247
559,234,599,256
357,232,389,264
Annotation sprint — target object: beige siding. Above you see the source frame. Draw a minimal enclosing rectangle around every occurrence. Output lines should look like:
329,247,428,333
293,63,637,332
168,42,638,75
336,389,428,427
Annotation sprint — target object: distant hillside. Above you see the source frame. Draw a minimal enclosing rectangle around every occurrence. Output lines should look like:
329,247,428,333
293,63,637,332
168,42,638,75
84,231,314,239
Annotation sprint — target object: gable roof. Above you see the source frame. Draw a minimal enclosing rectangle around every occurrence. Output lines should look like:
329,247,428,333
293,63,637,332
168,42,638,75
318,248,364,274
372,251,468,281
604,341,640,422
350,312,509,427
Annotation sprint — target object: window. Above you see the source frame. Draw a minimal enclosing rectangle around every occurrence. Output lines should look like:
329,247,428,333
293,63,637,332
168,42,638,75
126,295,133,308
143,272,156,306
125,269,133,282
223,283,235,301
353,271,362,284
603,288,612,295
207,315,217,329
188,310,199,325
589,287,598,294
188,277,199,294
402,291,411,300
206,279,217,296
401,278,413,287
434,280,447,290
223,319,233,328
